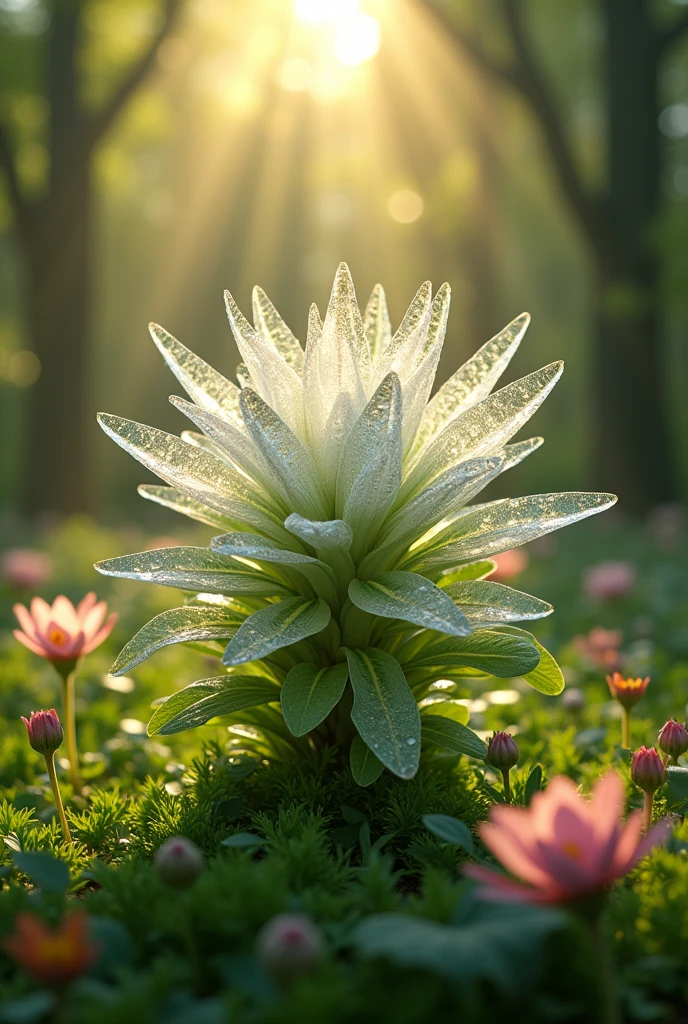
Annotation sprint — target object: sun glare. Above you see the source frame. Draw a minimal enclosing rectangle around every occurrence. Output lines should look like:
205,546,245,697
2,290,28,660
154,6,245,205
293,0,381,67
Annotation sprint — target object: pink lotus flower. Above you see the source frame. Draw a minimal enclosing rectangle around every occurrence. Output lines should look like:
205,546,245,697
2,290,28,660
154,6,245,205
488,548,528,583
583,561,636,602
2,549,52,590
464,772,670,905
13,594,117,665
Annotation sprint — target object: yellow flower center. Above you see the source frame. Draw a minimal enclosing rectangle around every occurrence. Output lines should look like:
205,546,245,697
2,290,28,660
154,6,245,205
561,840,582,860
49,628,66,646
36,935,79,965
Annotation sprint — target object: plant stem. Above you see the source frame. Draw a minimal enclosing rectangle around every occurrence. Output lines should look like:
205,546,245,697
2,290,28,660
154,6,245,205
44,752,72,844
501,768,512,803
61,671,81,792
588,913,620,1024
642,791,654,834
621,707,630,749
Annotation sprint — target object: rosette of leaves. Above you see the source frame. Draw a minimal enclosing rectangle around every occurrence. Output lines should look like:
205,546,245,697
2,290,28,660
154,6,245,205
96,264,615,785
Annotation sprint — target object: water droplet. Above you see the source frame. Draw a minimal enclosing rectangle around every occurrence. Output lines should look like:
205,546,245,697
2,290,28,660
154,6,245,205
406,737,416,745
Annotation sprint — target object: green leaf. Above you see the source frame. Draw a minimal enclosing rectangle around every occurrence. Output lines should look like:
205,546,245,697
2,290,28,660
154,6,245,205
222,598,331,666
667,766,688,811
147,676,280,736
421,715,487,760
405,629,540,678
344,648,420,780
111,606,238,674
444,580,553,627
525,764,543,805
138,485,232,531
13,852,70,893
495,627,565,695
419,700,469,724
221,833,267,849
438,561,497,585
422,814,474,854
349,572,470,636
350,734,385,787
95,546,289,596
211,532,338,602
280,663,349,737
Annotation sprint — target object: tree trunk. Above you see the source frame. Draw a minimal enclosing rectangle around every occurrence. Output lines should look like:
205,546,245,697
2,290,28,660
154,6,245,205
593,0,677,510
23,164,92,516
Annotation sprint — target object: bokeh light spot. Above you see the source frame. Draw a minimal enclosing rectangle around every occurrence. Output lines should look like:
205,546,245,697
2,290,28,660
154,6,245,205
334,12,380,65
388,189,424,224
277,57,315,92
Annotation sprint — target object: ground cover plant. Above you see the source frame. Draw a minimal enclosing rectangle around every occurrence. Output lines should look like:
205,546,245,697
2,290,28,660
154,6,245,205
1,273,688,1022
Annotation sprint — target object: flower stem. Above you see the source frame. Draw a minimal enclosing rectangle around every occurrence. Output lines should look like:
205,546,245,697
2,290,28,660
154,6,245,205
621,707,631,749
500,768,512,803
44,752,72,844
642,791,654,834
60,672,81,793
588,913,620,1024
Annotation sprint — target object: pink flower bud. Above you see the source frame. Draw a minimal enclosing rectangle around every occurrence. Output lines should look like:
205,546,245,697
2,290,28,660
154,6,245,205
631,747,665,795
256,913,323,981
485,731,519,771
154,837,203,890
658,720,688,761
21,710,63,755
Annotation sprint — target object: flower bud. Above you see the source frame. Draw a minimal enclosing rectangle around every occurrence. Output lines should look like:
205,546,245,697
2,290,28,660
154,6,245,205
256,913,323,981
606,673,650,710
658,720,688,761
631,746,665,795
21,710,63,755
154,837,203,890
561,688,585,712
485,731,519,771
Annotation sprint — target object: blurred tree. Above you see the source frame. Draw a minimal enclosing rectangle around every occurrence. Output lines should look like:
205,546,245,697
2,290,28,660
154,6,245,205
424,0,688,511
0,0,182,515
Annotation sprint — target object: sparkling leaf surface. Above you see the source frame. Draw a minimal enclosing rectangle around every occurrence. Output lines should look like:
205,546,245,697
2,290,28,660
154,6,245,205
148,676,280,735
445,580,553,627
222,597,331,666
349,572,471,636
112,606,238,674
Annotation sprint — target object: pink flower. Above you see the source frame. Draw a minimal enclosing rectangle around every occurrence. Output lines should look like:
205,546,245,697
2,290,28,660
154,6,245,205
2,549,52,590
464,772,670,905
606,672,650,711
485,731,519,771
21,709,63,755
13,594,117,665
583,561,636,602
573,627,623,670
488,549,528,583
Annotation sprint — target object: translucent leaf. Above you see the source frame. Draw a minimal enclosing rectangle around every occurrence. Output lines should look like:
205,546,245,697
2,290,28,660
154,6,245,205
111,606,238,674
421,716,487,759
239,389,328,520
95,546,289,596
284,514,353,553
418,699,470,724
411,312,530,458
402,361,563,497
303,264,368,472
210,531,338,602
171,396,272,490
501,436,543,472
337,375,403,558
344,647,420,780
97,414,289,543
138,485,232,530
364,284,392,363
350,734,385,786
148,676,280,735
402,629,540,677
222,597,331,666
445,580,553,628
225,289,305,436
280,663,349,736
149,323,243,427
252,285,304,374
404,492,617,572
439,561,497,585
349,572,471,636
373,281,433,384
398,284,451,449
495,626,565,695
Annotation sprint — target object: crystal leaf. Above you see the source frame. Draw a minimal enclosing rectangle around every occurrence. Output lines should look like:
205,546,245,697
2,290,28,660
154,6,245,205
410,312,530,459
363,284,392,362
97,414,289,543
350,733,385,786
210,531,338,603
171,396,272,489
402,361,563,497
252,285,305,374
349,572,471,636
149,323,243,427
148,676,280,735
398,284,452,450
138,485,232,530
280,663,349,736
373,281,432,385
421,715,487,759
439,561,497,585
402,629,540,677
405,492,617,572
222,597,331,666
344,647,420,780
111,606,238,674
95,546,289,596
445,580,553,628
284,514,353,553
